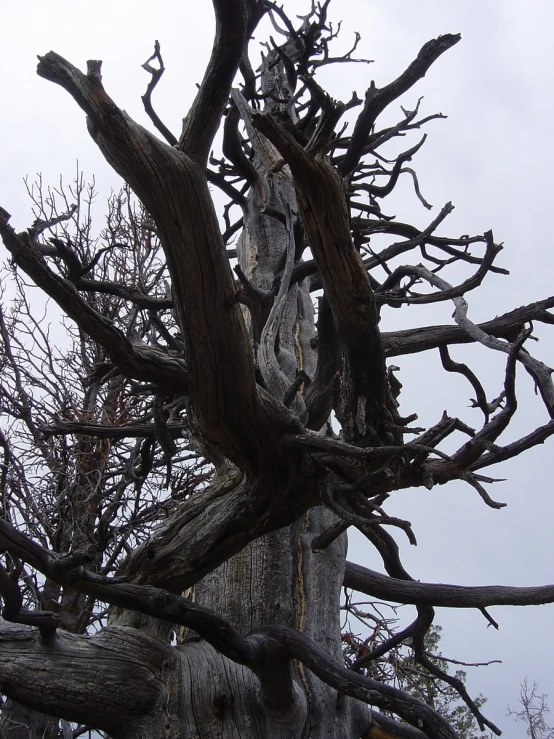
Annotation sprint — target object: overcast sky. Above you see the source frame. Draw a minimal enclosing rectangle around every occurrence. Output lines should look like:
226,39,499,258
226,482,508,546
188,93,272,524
1,1,554,735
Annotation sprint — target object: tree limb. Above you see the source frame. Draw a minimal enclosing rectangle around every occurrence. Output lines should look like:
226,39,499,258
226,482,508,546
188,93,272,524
382,296,554,356
178,0,266,163
344,561,554,608
340,34,461,177
35,52,268,467
252,111,394,443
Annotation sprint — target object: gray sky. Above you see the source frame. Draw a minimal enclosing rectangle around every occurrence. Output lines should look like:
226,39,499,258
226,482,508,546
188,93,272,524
1,1,553,734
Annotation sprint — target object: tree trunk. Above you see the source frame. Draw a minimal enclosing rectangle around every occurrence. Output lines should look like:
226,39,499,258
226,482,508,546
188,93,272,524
192,511,364,738
181,93,366,734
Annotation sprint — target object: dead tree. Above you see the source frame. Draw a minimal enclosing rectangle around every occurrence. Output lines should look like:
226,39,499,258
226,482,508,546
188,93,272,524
0,179,209,738
508,680,554,739
0,2,554,737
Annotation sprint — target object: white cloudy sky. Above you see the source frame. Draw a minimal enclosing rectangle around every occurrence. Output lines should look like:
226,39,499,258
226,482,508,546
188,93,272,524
1,1,554,735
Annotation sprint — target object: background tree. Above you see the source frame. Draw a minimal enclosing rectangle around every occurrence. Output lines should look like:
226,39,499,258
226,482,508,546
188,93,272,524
507,680,554,739
1,2,554,738
0,177,209,737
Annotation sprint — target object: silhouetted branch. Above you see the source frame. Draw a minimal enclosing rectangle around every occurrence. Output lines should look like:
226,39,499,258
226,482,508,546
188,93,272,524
141,41,178,146
340,34,461,177
344,561,554,609
178,0,266,163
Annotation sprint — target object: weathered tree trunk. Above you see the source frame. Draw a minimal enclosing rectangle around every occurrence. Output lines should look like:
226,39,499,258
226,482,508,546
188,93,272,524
113,46,365,737
180,73,363,732
191,510,367,738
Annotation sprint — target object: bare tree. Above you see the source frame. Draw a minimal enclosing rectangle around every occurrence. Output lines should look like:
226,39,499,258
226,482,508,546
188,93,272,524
0,177,209,737
0,2,554,738
508,681,554,739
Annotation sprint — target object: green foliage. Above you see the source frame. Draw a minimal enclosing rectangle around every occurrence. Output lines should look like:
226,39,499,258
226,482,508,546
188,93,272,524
342,617,491,738
394,627,489,739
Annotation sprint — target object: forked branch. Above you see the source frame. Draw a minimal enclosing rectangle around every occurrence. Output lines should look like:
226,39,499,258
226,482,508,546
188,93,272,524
340,34,461,177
